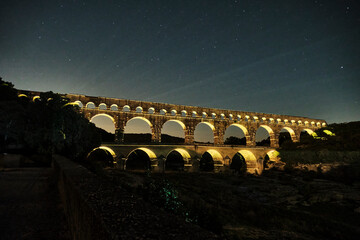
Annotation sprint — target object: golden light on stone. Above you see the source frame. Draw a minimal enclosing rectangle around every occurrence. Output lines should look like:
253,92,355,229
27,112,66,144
136,106,143,113
19,90,326,150
148,107,155,114
110,104,118,111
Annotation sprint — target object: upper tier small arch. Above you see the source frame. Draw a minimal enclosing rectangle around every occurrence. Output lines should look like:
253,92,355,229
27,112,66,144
86,102,96,109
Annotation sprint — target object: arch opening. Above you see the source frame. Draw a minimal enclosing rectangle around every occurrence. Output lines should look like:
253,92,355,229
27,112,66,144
224,124,248,145
90,114,116,142
166,148,191,171
124,117,153,143
87,146,115,167
279,127,295,146
126,148,157,170
233,150,258,174
200,150,223,172
263,150,279,169
86,102,96,109
194,122,215,144
110,104,118,111
300,129,314,144
161,120,185,143
98,103,107,110
148,107,155,114
74,100,83,108
123,105,130,112
231,152,247,174
255,125,273,147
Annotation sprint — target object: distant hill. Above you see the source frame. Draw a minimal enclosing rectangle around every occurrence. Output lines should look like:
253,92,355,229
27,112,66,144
224,136,246,145
256,137,270,146
122,133,185,144
281,121,360,150
124,133,152,143
161,134,184,144
98,128,115,142
323,121,360,150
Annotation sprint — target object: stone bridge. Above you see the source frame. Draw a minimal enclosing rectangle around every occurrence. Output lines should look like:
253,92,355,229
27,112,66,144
95,144,279,174
20,90,326,174
62,93,326,148
20,90,326,148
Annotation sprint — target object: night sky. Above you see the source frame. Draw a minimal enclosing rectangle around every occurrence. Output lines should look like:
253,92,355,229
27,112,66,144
1,0,359,123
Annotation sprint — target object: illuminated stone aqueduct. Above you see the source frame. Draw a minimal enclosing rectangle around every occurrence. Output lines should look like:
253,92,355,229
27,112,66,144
63,93,326,146
22,91,326,174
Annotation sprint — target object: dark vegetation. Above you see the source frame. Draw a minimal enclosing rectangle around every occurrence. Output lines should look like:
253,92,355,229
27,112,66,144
161,134,185,143
224,136,246,145
256,136,270,146
107,170,360,240
123,133,185,144
124,133,152,143
195,141,213,144
98,128,115,142
0,77,101,165
276,122,360,185
280,122,360,151
104,122,360,239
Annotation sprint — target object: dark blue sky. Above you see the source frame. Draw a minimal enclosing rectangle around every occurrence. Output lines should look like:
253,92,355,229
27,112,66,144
1,0,359,123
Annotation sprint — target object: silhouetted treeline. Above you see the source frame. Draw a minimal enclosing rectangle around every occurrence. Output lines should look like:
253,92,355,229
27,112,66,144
224,136,246,145
161,134,184,144
325,121,360,150
124,133,152,143
0,77,101,162
98,128,115,142
281,121,360,150
123,133,185,144
256,137,270,146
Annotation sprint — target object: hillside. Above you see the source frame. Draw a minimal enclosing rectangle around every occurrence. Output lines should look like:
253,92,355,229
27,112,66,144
280,121,360,151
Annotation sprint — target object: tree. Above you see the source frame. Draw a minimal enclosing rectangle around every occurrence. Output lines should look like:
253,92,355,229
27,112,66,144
0,77,17,101
224,136,246,145
22,91,101,159
0,78,26,151
0,77,101,160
